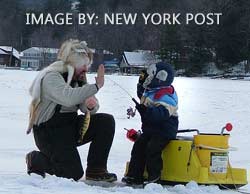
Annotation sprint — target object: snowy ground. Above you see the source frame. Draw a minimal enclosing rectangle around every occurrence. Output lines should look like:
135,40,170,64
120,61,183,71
0,69,249,194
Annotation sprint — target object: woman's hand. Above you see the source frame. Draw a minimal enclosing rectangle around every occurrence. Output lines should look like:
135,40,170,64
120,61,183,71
85,96,97,110
95,64,105,89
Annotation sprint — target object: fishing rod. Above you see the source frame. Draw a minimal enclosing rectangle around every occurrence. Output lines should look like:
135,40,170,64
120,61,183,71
105,76,139,119
105,76,139,106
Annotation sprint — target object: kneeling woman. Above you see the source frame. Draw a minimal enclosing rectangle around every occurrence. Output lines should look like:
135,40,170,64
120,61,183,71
26,39,117,182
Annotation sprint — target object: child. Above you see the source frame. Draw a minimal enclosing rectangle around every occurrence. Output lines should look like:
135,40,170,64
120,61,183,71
122,62,179,185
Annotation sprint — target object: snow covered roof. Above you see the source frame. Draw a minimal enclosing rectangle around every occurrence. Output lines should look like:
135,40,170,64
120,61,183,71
122,51,160,67
0,49,7,55
90,48,113,55
22,47,112,55
22,47,59,54
0,46,21,59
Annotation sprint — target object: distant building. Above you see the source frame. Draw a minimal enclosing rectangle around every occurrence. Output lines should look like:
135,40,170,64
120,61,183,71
103,59,120,74
90,49,114,72
0,46,21,68
21,47,114,71
20,47,59,70
120,51,160,74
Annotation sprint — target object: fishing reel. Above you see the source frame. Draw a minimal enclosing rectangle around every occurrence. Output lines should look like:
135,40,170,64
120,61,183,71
126,106,136,119
126,98,140,119
124,128,141,142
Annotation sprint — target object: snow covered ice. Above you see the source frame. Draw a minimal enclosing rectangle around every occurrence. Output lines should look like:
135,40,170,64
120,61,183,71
0,69,249,194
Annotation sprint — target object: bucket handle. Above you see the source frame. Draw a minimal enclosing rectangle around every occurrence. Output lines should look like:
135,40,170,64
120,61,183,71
196,144,238,151
178,129,200,134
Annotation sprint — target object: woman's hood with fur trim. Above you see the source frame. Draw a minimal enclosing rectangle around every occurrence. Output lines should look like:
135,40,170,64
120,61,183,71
27,39,93,133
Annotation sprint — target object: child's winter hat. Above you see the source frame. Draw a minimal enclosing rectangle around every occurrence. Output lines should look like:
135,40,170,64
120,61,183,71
143,62,174,89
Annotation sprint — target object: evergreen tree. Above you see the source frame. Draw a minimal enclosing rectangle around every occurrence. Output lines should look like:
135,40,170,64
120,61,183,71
43,0,72,14
0,0,22,47
159,26,183,69
213,0,250,67
0,0,250,73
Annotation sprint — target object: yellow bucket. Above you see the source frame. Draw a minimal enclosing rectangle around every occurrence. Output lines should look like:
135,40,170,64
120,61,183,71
194,134,229,149
194,134,230,174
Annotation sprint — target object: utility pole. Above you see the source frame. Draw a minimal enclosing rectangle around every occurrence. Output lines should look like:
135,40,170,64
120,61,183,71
8,46,14,67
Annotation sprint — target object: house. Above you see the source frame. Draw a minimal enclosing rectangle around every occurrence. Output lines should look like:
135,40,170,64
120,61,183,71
0,46,21,68
20,47,59,70
90,49,114,72
120,51,160,74
21,47,114,71
103,59,120,74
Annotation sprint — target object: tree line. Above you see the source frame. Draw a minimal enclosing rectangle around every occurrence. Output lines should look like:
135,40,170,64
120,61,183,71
0,0,250,74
